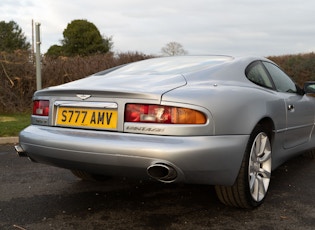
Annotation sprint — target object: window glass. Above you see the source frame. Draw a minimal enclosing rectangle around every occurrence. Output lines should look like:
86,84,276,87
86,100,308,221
263,62,297,93
105,56,234,75
245,61,273,88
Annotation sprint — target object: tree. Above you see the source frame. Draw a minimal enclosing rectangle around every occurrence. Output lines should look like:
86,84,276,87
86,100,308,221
61,19,112,56
46,45,64,57
161,41,188,56
0,21,30,52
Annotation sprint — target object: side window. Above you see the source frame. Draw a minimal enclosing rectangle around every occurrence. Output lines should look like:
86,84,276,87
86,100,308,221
245,61,273,89
263,62,297,93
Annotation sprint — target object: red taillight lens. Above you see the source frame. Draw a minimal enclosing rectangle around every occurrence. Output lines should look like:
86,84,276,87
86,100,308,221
33,100,50,116
125,104,206,124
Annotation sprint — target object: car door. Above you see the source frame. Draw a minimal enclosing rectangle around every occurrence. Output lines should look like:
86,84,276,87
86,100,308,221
263,61,315,149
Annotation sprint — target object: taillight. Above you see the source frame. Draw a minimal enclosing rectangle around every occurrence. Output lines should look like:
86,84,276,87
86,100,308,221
125,104,206,124
33,100,50,116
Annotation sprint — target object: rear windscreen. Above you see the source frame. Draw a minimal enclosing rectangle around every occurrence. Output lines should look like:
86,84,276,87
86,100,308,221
106,56,234,75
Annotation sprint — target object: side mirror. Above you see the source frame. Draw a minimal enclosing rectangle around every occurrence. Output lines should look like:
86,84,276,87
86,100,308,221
304,81,315,94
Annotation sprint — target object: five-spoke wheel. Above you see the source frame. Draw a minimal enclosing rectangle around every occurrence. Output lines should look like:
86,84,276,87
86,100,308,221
248,131,272,203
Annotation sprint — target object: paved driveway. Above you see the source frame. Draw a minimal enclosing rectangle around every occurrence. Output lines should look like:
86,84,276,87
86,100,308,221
1,144,314,230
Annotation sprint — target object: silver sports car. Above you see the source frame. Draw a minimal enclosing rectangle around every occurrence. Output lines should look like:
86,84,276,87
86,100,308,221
15,55,315,208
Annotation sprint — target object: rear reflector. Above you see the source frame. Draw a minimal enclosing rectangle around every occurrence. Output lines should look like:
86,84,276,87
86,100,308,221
33,100,50,116
125,104,206,124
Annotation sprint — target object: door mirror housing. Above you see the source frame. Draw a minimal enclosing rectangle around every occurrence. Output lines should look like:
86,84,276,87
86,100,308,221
304,81,315,94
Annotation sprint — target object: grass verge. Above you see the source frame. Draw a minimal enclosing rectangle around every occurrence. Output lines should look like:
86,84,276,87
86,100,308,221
0,113,31,137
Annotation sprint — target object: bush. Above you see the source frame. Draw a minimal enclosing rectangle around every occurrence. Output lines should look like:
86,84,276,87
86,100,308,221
268,52,315,86
0,51,153,113
0,50,35,113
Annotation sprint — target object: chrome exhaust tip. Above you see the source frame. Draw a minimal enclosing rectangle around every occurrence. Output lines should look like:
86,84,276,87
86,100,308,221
147,163,177,182
14,145,28,157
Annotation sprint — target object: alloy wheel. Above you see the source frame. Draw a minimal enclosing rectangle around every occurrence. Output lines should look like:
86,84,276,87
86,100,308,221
248,132,272,202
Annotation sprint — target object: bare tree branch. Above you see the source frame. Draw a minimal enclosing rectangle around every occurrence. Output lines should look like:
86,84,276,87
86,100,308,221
161,42,188,56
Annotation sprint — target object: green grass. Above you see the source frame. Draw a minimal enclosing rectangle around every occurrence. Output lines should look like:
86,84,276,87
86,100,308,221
0,113,31,137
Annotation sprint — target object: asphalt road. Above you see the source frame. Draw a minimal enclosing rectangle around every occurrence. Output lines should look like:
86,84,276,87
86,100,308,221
0,144,314,230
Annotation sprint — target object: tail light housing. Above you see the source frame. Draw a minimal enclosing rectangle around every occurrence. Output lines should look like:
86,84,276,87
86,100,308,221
125,104,206,124
33,100,50,116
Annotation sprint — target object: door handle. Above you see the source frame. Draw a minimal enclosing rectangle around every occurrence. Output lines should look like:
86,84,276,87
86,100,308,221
287,104,295,111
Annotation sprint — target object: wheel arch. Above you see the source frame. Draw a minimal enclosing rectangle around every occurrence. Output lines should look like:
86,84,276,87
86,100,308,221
256,117,275,144
215,118,274,208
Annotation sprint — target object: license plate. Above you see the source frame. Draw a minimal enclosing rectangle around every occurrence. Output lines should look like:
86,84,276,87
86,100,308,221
56,107,118,129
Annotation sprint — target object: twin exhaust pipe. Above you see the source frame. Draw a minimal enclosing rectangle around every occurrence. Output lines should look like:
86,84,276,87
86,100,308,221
147,163,177,182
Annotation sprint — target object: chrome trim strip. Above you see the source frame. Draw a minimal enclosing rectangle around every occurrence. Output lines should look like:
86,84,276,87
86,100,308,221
274,123,315,133
54,101,118,109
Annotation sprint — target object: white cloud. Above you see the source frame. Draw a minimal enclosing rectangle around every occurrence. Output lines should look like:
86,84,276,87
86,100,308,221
1,0,315,56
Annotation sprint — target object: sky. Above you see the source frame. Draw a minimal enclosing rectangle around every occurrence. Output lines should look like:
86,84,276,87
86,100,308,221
1,0,315,57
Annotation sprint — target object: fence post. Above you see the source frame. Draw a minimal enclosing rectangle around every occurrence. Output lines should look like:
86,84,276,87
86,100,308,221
35,22,42,90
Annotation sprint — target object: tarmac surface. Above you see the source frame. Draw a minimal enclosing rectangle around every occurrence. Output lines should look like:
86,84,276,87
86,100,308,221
0,142,315,230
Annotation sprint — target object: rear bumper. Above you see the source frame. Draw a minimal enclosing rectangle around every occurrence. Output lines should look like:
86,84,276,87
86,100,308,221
18,125,249,186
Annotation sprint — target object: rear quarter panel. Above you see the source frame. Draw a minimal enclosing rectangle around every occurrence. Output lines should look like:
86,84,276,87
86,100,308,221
162,82,286,136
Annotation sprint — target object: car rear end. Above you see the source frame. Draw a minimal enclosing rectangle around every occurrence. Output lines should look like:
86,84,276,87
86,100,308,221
16,56,248,186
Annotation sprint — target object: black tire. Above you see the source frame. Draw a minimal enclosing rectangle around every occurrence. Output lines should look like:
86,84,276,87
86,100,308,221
71,169,110,181
215,126,272,208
